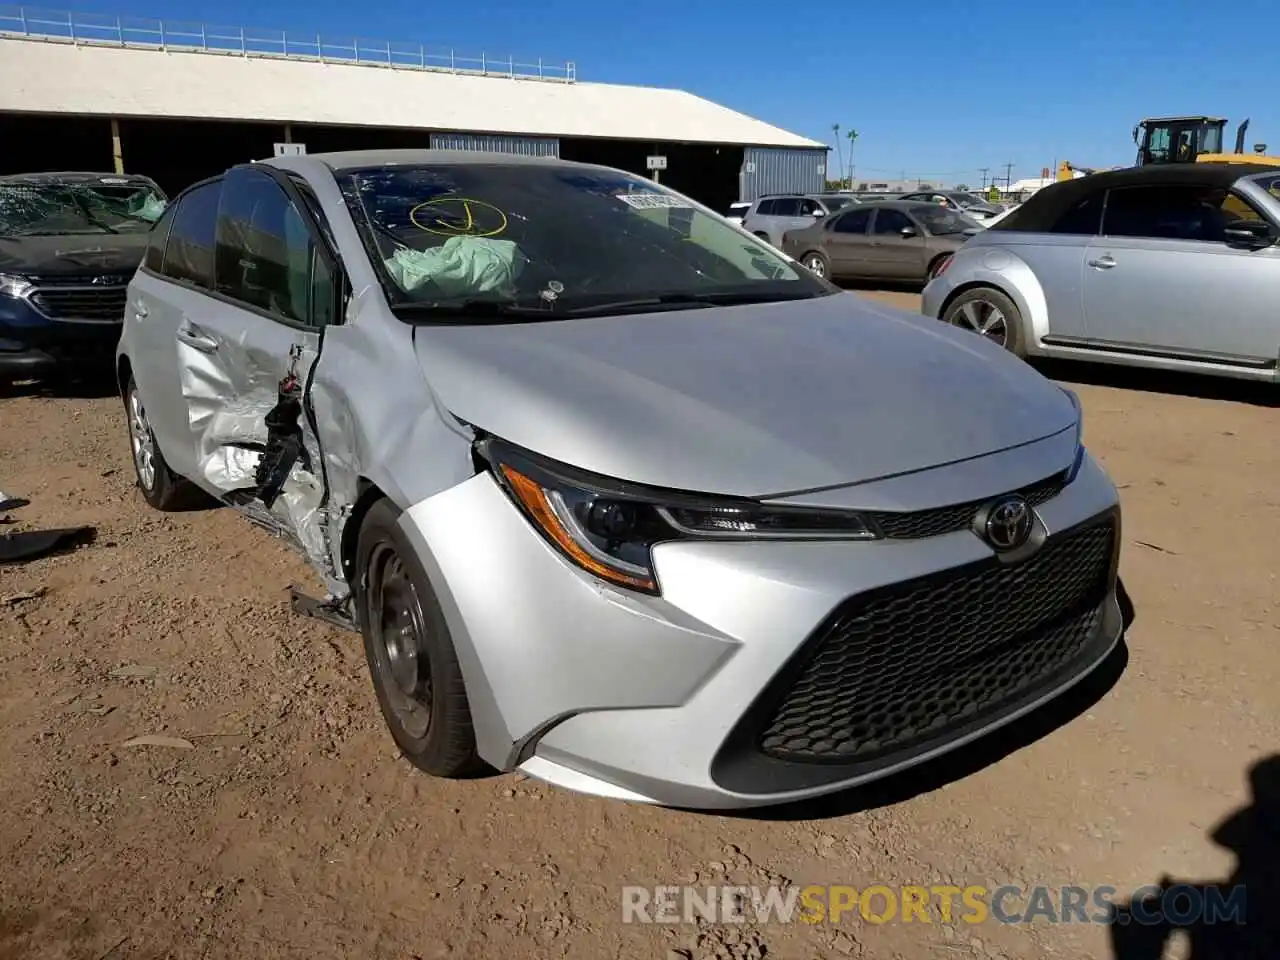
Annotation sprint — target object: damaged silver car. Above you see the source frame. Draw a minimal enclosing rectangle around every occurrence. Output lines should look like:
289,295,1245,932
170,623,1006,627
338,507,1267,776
117,150,1124,810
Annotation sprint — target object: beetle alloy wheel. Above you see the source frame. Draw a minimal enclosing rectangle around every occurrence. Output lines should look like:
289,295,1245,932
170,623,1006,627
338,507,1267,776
368,542,434,739
952,298,1009,348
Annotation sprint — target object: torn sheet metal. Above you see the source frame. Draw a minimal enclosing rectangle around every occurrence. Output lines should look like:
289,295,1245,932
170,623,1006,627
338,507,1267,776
176,324,334,579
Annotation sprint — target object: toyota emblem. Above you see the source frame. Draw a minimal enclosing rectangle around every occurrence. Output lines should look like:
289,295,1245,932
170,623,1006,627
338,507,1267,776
983,496,1034,551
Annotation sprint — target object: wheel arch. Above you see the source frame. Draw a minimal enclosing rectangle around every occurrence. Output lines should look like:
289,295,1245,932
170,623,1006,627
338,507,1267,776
936,269,1048,355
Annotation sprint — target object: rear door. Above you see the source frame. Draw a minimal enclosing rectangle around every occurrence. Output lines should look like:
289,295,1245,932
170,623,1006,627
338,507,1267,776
823,207,874,277
865,208,927,279
1082,182,1280,363
175,164,344,556
125,179,222,482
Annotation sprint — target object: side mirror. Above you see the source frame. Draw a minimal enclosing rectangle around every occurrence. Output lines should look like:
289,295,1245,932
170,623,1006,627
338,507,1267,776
899,225,919,238
811,209,826,217
1224,219,1276,250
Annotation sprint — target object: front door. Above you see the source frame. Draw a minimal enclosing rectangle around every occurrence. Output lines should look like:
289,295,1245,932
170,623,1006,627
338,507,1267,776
1082,182,1280,364
174,164,343,561
865,208,927,280
823,207,874,278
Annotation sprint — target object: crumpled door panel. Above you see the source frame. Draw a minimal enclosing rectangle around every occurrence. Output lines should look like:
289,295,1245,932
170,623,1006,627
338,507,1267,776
176,322,330,574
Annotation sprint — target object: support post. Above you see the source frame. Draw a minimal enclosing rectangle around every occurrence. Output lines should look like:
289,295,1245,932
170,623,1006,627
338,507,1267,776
110,118,124,174
283,123,293,144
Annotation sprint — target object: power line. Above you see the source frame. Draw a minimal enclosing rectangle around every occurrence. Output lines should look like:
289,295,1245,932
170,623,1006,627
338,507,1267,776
1002,161,1014,188
979,167,990,189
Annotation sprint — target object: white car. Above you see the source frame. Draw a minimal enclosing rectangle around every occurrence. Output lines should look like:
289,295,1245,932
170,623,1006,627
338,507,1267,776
724,201,751,225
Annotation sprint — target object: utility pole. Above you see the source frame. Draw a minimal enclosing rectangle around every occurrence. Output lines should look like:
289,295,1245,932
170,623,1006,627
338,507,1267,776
1003,161,1014,189
831,124,843,190
979,167,990,189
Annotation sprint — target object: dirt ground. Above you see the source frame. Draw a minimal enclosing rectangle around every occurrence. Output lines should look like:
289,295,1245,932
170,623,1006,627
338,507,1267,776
2,290,1278,960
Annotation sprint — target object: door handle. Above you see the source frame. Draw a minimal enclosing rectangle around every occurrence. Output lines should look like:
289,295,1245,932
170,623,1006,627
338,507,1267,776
176,326,218,354
132,302,148,321
1087,255,1117,269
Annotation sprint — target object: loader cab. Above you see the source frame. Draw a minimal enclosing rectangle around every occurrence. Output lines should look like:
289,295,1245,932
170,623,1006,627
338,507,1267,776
1134,116,1227,165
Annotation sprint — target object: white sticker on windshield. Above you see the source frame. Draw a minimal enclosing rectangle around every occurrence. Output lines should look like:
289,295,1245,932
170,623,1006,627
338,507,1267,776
616,193,692,210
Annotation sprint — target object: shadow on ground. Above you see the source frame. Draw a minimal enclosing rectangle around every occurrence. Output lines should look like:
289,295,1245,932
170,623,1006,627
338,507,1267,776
728,578,1136,823
1,372,119,401
1036,359,1279,408
1107,753,1280,959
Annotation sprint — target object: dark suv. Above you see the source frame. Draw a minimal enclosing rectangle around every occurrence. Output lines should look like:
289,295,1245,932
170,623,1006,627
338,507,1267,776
0,172,168,382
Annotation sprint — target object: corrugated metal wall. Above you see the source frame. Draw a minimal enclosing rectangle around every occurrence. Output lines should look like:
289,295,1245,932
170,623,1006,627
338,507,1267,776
739,147,828,201
429,133,560,157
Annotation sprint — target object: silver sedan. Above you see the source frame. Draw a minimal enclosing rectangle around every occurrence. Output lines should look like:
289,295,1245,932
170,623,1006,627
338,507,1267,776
116,150,1124,809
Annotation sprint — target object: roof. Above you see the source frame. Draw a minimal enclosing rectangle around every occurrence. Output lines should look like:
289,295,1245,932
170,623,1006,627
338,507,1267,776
994,163,1278,232
0,36,824,149
270,148,573,171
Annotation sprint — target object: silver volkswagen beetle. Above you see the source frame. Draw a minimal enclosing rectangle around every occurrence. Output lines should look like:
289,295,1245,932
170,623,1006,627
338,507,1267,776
116,150,1124,810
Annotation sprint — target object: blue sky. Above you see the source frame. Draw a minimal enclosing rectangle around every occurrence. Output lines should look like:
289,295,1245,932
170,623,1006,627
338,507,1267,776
68,0,1278,187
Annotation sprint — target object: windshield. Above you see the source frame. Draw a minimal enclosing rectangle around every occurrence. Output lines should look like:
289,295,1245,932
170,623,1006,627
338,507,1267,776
817,196,859,212
337,164,828,319
0,180,167,236
909,205,981,235
948,192,986,207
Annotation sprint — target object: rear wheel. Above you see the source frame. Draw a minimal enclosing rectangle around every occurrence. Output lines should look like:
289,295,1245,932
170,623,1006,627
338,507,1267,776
942,287,1026,358
802,251,830,280
356,498,483,778
123,376,194,511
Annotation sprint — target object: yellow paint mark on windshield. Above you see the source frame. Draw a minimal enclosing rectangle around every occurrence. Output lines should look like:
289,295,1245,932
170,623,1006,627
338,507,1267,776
409,197,509,238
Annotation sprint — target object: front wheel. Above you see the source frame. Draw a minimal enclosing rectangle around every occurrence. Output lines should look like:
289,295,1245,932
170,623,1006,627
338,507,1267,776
941,287,1026,358
355,498,483,778
801,251,830,280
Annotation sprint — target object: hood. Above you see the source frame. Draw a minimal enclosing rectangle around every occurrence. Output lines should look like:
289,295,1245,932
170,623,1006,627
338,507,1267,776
0,232,149,278
412,294,1078,497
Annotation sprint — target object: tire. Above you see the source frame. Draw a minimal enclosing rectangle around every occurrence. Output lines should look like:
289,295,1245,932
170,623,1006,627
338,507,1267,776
355,498,482,778
753,231,771,242
123,376,195,511
801,251,830,280
941,286,1026,358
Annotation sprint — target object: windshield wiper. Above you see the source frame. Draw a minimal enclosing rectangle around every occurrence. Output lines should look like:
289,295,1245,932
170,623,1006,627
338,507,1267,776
560,290,817,317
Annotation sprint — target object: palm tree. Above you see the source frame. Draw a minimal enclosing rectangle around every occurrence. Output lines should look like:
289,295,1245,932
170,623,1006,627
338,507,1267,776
831,124,844,191
846,129,859,189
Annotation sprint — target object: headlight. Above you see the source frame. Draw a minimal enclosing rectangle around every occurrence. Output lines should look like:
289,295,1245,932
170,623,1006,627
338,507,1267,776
0,273,34,299
1060,387,1086,483
478,438,880,595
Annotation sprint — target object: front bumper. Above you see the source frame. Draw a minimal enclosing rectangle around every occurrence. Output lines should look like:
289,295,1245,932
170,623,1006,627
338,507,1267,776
398,445,1123,810
0,295,122,378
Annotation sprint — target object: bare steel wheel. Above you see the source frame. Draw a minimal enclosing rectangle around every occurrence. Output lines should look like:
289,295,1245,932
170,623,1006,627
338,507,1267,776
356,498,483,777
367,542,434,740
941,287,1026,358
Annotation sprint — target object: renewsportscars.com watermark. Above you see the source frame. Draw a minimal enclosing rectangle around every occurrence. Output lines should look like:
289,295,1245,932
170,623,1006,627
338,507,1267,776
621,884,1248,926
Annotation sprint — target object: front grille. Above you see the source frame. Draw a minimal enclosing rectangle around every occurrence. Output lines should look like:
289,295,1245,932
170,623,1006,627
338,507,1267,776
869,472,1066,540
759,516,1116,764
29,284,129,322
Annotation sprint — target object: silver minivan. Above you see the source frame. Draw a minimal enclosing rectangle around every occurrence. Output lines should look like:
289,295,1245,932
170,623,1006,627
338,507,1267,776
922,163,1280,382
742,193,861,247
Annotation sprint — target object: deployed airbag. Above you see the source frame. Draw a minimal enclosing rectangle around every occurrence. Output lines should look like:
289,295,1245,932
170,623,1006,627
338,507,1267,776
384,237,524,297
